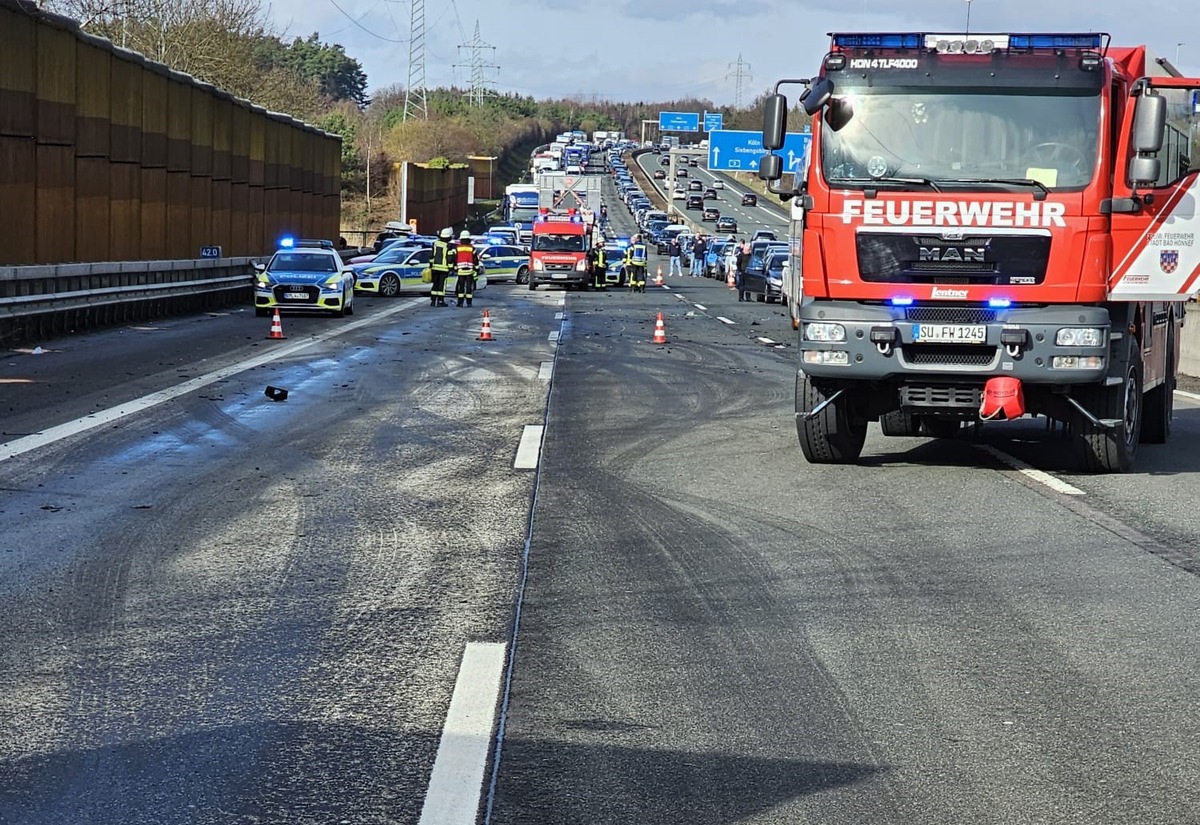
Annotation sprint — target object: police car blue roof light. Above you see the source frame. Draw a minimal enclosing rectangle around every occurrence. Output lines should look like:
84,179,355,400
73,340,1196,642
890,296,915,307
1008,33,1103,50
988,297,1013,308
278,236,295,248
832,33,922,50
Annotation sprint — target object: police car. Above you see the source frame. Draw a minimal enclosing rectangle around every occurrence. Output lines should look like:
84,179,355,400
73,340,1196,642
352,244,433,297
602,239,631,286
254,238,355,317
476,245,531,284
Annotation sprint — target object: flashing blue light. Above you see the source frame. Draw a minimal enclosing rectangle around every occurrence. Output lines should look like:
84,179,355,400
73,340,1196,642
1008,33,1102,50
832,33,922,50
890,296,915,306
279,236,295,248
615,238,631,248
988,297,1012,308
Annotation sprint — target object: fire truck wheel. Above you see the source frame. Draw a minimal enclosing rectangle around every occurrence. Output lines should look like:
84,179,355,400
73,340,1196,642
1141,331,1174,444
528,281,537,291
880,409,919,437
796,373,867,463
1078,358,1142,473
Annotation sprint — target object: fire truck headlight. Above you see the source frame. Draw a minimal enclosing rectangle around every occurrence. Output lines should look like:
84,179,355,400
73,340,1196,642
1052,356,1104,370
1055,327,1105,347
532,259,544,271
576,259,588,272
803,350,851,366
804,322,846,343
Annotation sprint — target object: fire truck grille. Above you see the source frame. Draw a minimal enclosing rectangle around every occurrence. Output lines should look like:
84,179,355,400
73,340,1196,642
905,306,997,324
902,345,999,367
544,263,575,272
857,232,1050,285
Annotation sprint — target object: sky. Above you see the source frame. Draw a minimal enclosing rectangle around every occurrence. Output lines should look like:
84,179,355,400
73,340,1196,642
271,0,1200,105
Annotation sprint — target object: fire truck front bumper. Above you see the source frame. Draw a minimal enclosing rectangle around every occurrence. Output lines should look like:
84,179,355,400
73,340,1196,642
796,301,1112,384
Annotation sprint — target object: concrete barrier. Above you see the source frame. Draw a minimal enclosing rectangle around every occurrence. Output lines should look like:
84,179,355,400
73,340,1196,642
1181,304,1200,377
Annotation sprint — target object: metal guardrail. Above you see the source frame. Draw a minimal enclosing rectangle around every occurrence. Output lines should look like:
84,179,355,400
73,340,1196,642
0,257,259,345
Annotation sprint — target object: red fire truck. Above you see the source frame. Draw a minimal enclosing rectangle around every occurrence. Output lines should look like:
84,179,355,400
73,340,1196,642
527,208,595,291
758,32,1200,472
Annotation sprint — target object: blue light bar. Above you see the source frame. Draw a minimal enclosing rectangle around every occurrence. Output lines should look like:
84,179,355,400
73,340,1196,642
988,297,1012,308
832,33,922,50
890,296,914,306
278,236,295,248
1008,34,1102,50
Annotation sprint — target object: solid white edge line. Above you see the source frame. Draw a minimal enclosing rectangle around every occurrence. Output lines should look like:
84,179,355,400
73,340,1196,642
537,361,553,380
756,337,777,345
418,642,507,825
514,424,544,470
975,444,1086,496
0,298,426,464
693,303,707,311
1174,388,1200,402
716,316,735,325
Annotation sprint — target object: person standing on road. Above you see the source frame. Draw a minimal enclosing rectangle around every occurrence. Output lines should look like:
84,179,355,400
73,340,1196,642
724,234,738,284
629,235,648,292
453,230,479,307
428,228,453,307
668,236,683,277
691,235,706,276
735,237,750,301
591,243,608,291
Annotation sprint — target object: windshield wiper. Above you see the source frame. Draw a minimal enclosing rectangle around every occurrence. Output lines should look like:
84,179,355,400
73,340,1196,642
937,178,1051,201
833,176,943,193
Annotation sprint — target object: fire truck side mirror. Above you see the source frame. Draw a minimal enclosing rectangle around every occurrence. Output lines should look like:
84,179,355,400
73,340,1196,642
759,153,783,182
802,77,834,116
1128,92,1167,186
762,94,789,150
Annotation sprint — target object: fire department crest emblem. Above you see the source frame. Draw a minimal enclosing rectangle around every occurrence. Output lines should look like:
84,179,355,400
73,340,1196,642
1160,249,1179,274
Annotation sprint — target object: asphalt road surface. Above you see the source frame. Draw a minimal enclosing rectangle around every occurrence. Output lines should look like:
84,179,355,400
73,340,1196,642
1,172,1199,823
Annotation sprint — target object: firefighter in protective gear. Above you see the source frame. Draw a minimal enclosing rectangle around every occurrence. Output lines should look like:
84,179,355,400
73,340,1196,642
428,228,453,306
591,244,608,290
454,230,480,307
627,235,648,293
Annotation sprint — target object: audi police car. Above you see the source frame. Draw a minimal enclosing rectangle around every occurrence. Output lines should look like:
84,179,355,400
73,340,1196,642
254,238,355,317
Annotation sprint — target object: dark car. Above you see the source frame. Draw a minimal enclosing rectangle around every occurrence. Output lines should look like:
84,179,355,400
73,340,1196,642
687,180,703,191
703,187,717,200
653,169,666,179
702,206,720,222
764,251,787,302
716,215,738,233
686,194,704,210
741,192,758,206
741,240,788,301
659,155,670,167
688,158,699,167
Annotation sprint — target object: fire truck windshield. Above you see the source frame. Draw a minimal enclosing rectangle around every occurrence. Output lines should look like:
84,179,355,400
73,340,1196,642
820,89,1100,191
532,233,584,252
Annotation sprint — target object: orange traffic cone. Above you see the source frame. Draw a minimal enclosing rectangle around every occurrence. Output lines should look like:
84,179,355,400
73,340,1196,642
726,269,736,289
655,267,664,287
266,308,286,339
652,312,668,345
478,309,493,341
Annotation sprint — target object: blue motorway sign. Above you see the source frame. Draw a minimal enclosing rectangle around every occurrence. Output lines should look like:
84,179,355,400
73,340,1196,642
703,111,724,132
658,111,700,132
706,129,811,173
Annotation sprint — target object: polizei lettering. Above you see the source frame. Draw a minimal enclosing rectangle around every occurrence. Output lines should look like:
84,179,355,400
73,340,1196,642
840,200,1067,228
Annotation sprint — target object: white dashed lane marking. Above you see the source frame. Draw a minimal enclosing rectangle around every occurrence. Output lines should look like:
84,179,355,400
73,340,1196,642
975,444,1086,496
693,303,707,311
716,317,735,325
417,642,507,825
514,425,544,470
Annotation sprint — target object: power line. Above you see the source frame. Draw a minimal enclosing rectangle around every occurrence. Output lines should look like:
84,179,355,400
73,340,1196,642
454,20,499,107
325,0,406,43
403,0,428,120
726,54,752,109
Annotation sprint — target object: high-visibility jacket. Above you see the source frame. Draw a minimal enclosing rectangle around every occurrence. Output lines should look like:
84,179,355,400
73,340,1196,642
431,240,452,272
454,242,477,273
595,247,607,268
630,242,648,264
